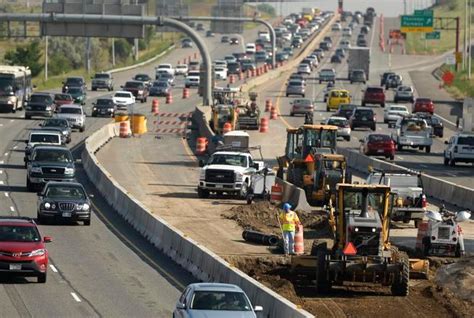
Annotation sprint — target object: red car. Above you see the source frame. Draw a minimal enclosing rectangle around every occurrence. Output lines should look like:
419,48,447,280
54,93,73,107
413,98,434,114
0,217,52,283
359,133,395,160
362,86,386,107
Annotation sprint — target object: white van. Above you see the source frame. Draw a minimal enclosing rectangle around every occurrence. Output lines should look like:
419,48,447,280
245,43,256,54
258,30,270,42
340,39,351,49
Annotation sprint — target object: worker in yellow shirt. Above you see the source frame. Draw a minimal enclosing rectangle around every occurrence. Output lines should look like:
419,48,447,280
279,203,301,255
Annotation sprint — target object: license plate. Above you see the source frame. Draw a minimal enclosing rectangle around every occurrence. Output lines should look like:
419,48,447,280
9,264,21,270
377,149,384,153
362,117,367,120
215,184,223,188
62,212,72,217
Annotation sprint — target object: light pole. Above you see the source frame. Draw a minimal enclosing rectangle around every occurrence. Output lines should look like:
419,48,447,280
469,0,472,78
464,0,468,70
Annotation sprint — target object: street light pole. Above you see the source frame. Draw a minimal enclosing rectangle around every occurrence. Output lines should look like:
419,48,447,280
464,0,468,70
469,0,472,79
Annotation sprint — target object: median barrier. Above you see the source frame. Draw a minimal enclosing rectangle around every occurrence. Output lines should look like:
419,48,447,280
108,44,175,74
275,177,312,212
338,147,474,211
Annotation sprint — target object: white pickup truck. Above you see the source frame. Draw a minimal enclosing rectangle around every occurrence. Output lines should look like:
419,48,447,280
24,130,62,167
197,131,264,199
391,116,433,153
367,170,426,228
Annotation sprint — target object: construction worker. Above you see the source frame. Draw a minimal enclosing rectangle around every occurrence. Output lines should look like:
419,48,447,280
279,203,301,255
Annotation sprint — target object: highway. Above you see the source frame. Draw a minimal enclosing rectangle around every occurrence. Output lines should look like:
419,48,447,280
0,23,262,316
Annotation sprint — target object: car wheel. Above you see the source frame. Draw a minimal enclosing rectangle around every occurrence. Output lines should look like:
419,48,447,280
345,136,350,142
286,94,289,97
443,157,449,166
80,126,85,133
361,102,366,106
390,155,395,160
425,146,431,153
381,103,385,108
240,182,249,199
38,272,47,283
25,115,31,120
302,94,305,97
371,125,376,131
394,98,398,103
197,187,210,198
26,178,33,192
319,80,322,84
326,107,330,112
290,113,294,116
84,219,91,226
92,87,97,91
450,157,456,167
439,133,444,138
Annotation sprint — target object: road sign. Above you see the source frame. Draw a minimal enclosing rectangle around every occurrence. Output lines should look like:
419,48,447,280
414,9,433,16
455,52,463,63
446,54,456,65
425,31,441,40
400,15,434,33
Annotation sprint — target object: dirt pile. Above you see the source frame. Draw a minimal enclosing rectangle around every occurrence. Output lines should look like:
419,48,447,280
222,201,328,236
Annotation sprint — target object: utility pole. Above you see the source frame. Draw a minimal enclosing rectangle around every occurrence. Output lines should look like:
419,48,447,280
111,38,116,66
456,17,461,71
469,0,472,78
44,36,48,81
464,0,468,70
86,37,91,73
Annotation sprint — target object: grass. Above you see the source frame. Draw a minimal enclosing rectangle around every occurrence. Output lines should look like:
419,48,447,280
405,0,470,54
33,38,174,91
439,63,474,98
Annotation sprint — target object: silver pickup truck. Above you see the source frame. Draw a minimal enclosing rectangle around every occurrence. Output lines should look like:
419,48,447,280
391,117,433,153
367,170,426,228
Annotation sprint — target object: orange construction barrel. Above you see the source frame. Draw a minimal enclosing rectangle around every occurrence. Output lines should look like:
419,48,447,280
270,184,283,203
270,106,278,120
196,137,208,155
294,225,304,255
166,93,173,104
119,121,130,138
415,221,429,252
265,99,272,112
151,99,159,114
223,122,232,134
259,117,269,133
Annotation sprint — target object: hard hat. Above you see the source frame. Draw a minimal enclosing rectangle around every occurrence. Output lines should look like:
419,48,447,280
283,203,292,211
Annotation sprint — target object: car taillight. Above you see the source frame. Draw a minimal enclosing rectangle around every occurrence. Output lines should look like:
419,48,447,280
373,115,377,121
421,194,427,208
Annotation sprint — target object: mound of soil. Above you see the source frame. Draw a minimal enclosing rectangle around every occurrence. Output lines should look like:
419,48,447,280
222,201,328,236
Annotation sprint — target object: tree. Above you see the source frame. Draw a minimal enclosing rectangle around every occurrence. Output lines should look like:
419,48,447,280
4,40,43,77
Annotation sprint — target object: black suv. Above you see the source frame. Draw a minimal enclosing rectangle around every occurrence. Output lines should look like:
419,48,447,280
40,118,72,144
415,112,444,138
26,145,75,191
37,181,91,225
349,107,376,131
62,77,86,93
92,98,117,117
380,71,396,86
24,93,56,120
122,80,149,103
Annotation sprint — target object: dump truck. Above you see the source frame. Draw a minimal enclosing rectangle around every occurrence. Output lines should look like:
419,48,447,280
291,183,429,295
347,47,370,81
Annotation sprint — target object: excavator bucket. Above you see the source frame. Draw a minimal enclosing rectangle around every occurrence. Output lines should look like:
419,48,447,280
409,258,429,279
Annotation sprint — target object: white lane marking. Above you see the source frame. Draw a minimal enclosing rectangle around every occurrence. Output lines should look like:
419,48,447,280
0,181,4,185
9,206,14,212
13,146,17,150
10,119,14,122
70,292,82,302
0,170,2,174
4,192,9,197
49,264,58,273
446,172,457,177
397,156,404,160
419,164,428,168
4,153,8,156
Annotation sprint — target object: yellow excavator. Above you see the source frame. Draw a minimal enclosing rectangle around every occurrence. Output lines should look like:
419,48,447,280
277,124,349,205
291,183,429,294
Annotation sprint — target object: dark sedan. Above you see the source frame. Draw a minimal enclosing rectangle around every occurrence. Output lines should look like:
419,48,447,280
37,181,92,225
25,93,56,120
92,98,117,117
149,80,171,97
331,54,343,63
40,118,72,144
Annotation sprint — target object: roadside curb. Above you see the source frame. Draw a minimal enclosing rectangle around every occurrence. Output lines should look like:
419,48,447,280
108,44,176,74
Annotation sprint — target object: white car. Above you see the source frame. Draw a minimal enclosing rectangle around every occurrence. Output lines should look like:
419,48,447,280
384,104,410,126
112,91,135,110
155,63,175,76
213,60,227,68
282,31,292,42
325,116,351,141
175,64,189,76
224,55,237,64
185,71,200,88
245,43,256,54
54,105,86,132
331,23,342,31
297,63,311,75
340,39,351,49
444,133,474,166
214,67,228,80
342,27,352,37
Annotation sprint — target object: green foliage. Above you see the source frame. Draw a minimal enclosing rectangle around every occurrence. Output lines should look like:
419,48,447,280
4,40,43,76
113,39,133,60
256,4,276,17
48,54,73,76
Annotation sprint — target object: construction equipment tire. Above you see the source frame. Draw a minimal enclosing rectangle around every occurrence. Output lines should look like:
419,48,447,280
391,246,409,296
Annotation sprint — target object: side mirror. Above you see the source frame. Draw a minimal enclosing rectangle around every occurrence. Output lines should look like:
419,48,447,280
254,306,263,312
444,140,448,144
43,236,53,243
120,85,123,88
199,160,205,167
176,303,186,310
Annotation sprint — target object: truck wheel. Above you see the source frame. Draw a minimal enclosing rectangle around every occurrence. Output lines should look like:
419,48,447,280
361,101,366,106
381,103,385,108
449,158,456,167
397,144,403,151
443,157,449,166
425,146,431,154
240,182,249,199
313,242,331,293
422,237,431,256
37,272,47,283
391,250,409,296
80,126,85,133
26,178,33,192
414,219,421,228
197,188,210,198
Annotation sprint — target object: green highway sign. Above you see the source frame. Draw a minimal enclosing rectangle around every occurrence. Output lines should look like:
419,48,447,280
401,15,434,33
414,9,434,16
425,31,440,40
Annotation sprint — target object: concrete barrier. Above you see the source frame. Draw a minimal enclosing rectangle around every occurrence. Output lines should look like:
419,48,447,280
337,147,474,211
275,177,312,212
82,123,314,318
108,44,175,74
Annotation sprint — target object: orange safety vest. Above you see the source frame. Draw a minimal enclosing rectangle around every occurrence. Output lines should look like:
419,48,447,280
279,211,300,232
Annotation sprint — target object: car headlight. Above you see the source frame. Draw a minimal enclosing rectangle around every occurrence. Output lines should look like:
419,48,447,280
108,108,114,111
65,167,75,175
78,203,90,211
45,106,52,111
28,249,45,257
30,167,42,173
235,172,243,182
43,202,56,210
93,107,97,111
62,130,68,135
200,170,205,180
138,90,144,94
44,202,51,209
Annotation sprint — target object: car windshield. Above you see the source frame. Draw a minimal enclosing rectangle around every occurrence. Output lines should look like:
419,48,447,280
30,134,60,143
45,185,86,200
294,99,311,106
458,136,474,145
59,107,82,114
416,98,431,103
94,74,109,79
30,95,52,103
366,87,383,93
44,119,68,128
0,225,41,242
33,149,72,162
328,118,347,126
330,91,349,98
343,190,385,217
369,134,391,142
320,70,334,75
339,104,356,111
67,87,82,94
115,93,131,98
125,82,142,89
398,86,412,92
355,110,373,118
402,119,427,131
66,78,82,85
134,75,149,81
158,65,171,69
96,99,114,106
55,94,72,101
390,106,407,112
289,81,302,86
190,291,251,311
153,81,168,87
209,154,247,167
